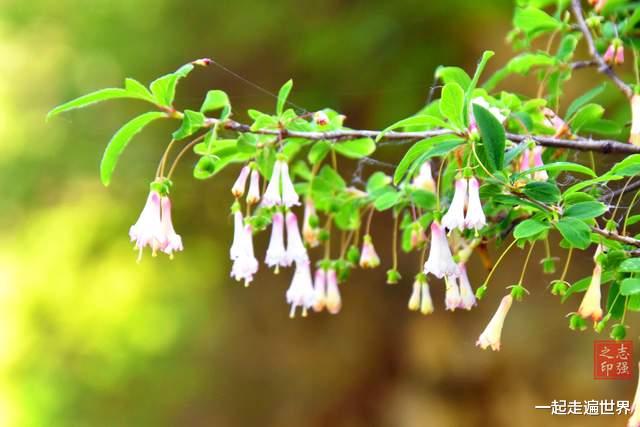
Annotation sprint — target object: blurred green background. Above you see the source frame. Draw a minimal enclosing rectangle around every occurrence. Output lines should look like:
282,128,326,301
1,0,639,426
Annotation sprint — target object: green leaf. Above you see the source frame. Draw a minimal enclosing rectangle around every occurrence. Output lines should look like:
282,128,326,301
47,88,131,120
611,155,640,177
506,53,557,74
564,201,608,220
200,90,230,113
100,112,166,186
374,190,402,211
172,110,206,140
523,181,561,203
393,135,464,184
410,190,436,210
512,161,596,180
619,258,640,273
277,79,293,116
474,103,505,171
566,84,606,119
334,138,376,159
435,66,471,90
555,218,591,249
149,63,194,107
514,7,562,39
124,78,155,102
466,51,494,105
562,270,614,301
570,103,604,133
627,215,640,226
621,278,640,296
308,141,331,164
439,83,465,130
513,219,550,240
376,115,447,142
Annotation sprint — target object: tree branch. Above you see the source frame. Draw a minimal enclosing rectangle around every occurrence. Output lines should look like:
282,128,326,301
506,133,640,154
592,226,640,247
570,0,633,99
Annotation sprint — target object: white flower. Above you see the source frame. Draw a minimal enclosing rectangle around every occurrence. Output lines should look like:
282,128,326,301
230,224,259,287
476,295,513,351
302,198,320,247
441,179,467,232
532,146,548,181
229,210,244,260
325,268,342,315
631,94,640,146
578,245,604,322
420,282,434,315
457,264,477,310
424,222,459,279
628,362,640,427
408,280,421,311
231,166,250,198
313,268,327,312
246,169,261,205
359,235,380,269
412,161,435,193
285,212,309,264
262,161,282,207
286,260,316,318
130,190,165,262
465,177,486,231
160,196,183,258
280,161,300,208
444,275,461,311
265,212,289,272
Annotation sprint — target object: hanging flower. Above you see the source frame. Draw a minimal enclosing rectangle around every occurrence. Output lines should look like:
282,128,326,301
231,166,250,198
444,275,461,311
246,169,261,205
130,190,165,262
476,295,514,351
532,146,548,181
230,224,259,287
286,260,316,318
603,43,616,64
518,148,530,173
578,245,604,322
312,268,327,312
631,94,640,146
265,212,289,272
410,224,427,250
615,45,625,65
441,179,467,231
470,97,506,127
229,209,244,260
457,264,477,310
359,234,381,269
424,222,459,279
465,177,486,231
420,281,434,315
408,280,421,311
280,161,300,208
412,161,435,193
285,212,309,264
262,161,282,207
325,268,342,315
160,196,183,258
628,363,640,427
302,198,320,247
594,0,607,13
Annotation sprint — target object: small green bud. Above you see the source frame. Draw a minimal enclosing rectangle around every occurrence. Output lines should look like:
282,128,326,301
509,284,528,301
386,269,401,285
335,259,351,283
475,284,488,300
550,280,568,297
308,214,320,228
569,313,588,331
318,229,330,242
541,257,556,275
346,245,360,265
595,313,612,333
610,324,627,341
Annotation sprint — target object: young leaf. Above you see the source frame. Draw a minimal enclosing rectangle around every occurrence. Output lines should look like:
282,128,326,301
512,161,596,180
172,110,206,140
47,88,131,120
277,79,293,116
334,138,376,159
619,258,640,273
611,155,640,177
514,219,550,240
523,181,561,203
620,278,640,296
566,84,606,119
439,83,465,130
201,90,230,113
435,66,471,90
124,78,155,102
473,103,505,171
465,50,494,122
100,112,166,186
513,7,562,39
393,135,464,184
149,63,195,107
569,103,604,133
555,218,591,249
564,201,608,220
308,141,331,164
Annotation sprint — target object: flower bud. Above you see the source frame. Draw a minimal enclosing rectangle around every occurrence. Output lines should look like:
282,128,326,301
569,313,588,331
509,284,528,302
542,257,557,274
346,245,360,265
476,295,513,351
550,280,568,297
231,166,250,198
313,111,330,126
386,269,401,285
359,235,381,269
631,94,640,146
610,323,627,340
603,43,616,64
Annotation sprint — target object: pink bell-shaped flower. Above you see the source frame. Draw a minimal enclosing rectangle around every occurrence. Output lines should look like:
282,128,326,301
476,295,513,351
265,212,289,272
130,190,165,262
441,179,467,231
424,222,459,279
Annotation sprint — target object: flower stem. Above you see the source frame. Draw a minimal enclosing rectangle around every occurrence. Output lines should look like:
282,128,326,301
166,134,207,179
559,247,573,283
392,212,399,270
517,241,536,285
481,238,518,289
623,188,640,235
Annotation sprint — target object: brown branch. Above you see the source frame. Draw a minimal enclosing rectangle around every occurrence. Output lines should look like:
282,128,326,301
506,133,640,154
592,227,640,247
602,180,640,201
570,0,633,99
